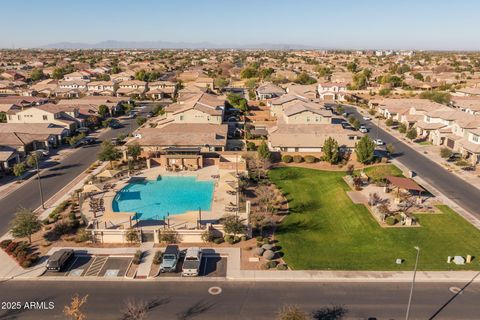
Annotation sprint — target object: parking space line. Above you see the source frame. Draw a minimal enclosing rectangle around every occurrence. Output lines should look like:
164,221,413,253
65,257,79,276
84,256,108,277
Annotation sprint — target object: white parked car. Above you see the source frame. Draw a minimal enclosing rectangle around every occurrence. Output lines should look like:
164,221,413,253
359,126,368,133
182,247,203,277
363,116,371,121
375,139,384,145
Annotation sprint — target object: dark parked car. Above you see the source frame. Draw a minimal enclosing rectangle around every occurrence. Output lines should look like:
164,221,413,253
46,249,74,271
109,121,123,129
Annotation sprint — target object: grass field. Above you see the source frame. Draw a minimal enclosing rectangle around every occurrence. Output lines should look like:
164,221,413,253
269,167,480,270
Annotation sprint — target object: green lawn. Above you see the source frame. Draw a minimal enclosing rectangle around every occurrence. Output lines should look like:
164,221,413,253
269,167,480,270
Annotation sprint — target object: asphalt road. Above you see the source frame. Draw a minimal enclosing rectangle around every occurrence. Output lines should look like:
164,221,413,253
0,281,478,319
344,105,480,218
0,115,142,236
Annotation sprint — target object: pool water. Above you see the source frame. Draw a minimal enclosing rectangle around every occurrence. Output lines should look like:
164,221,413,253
112,176,214,220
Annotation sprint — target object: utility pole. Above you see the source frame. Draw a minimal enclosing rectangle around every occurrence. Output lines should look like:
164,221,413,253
34,155,45,209
406,246,420,320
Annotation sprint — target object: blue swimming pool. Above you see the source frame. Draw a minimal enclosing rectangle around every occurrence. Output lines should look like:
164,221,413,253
112,176,214,220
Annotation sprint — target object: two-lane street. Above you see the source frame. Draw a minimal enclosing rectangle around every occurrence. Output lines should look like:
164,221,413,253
344,105,480,219
0,115,141,236
0,280,479,319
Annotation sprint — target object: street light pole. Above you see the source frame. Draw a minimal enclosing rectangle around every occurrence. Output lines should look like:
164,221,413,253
406,246,420,320
35,156,45,209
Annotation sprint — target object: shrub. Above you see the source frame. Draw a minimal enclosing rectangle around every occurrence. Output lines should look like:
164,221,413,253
201,229,215,243
265,260,278,269
5,241,18,255
234,236,241,243
224,235,233,243
385,216,397,225
292,155,303,163
255,236,263,242
385,118,394,126
281,155,293,163
0,239,12,249
75,229,91,243
276,263,288,270
440,147,452,158
240,235,247,242
246,141,257,151
153,251,162,265
304,155,317,163
398,123,407,134
262,238,270,245
21,259,33,269
132,250,143,265
213,237,224,244
263,249,275,260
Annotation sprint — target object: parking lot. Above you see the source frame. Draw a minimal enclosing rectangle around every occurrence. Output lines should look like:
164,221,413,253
159,255,227,278
43,255,132,278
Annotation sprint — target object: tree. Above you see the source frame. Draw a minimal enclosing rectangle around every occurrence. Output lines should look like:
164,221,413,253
419,90,451,104
406,127,418,140
346,62,358,73
386,143,395,155
277,304,308,320
257,140,271,161
97,141,121,168
10,207,41,243
136,116,147,126
385,118,394,126
352,119,361,130
121,298,151,320
398,123,407,134
26,153,40,168
98,105,109,118
52,67,66,80
13,162,26,178
238,99,249,113
63,294,88,320
294,72,317,85
30,69,44,81
355,136,376,164
221,214,246,237
323,137,339,164
126,229,139,243
214,77,229,91
127,142,142,161
413,72,424,81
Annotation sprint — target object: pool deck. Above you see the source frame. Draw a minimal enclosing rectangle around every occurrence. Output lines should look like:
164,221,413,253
86,165,245,230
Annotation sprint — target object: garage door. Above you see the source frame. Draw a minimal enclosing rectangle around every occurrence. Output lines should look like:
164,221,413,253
324,95,334,101
446,139,455,149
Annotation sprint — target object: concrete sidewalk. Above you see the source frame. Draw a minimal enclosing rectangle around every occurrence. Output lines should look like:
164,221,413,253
2,246,479,284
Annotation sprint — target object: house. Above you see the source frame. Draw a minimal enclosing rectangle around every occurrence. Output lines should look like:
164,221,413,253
116,80,147,97
145,81,176,100
87,81,116,96
57,96,129,116
160,93,225,125
317,82,348,101
30,79,58,97
0,146,20,173
285,84,318,101
0,123,68,147
268,124,361,153
256,83,285,100
0,131,52,158
64,71,91,82
55,80,88,98
6,103,86,134
268,94,309,117
267,98,361,153
451,97,480,115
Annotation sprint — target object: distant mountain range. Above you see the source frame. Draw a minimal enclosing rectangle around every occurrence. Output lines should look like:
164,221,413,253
40,40,319,50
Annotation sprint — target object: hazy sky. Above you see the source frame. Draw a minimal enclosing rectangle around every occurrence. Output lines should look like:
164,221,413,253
1,0,479,50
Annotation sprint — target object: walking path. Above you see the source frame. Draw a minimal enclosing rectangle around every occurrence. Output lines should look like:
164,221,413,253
136,242,155,278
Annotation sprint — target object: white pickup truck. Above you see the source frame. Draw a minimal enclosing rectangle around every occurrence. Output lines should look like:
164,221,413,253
182,247,203,277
